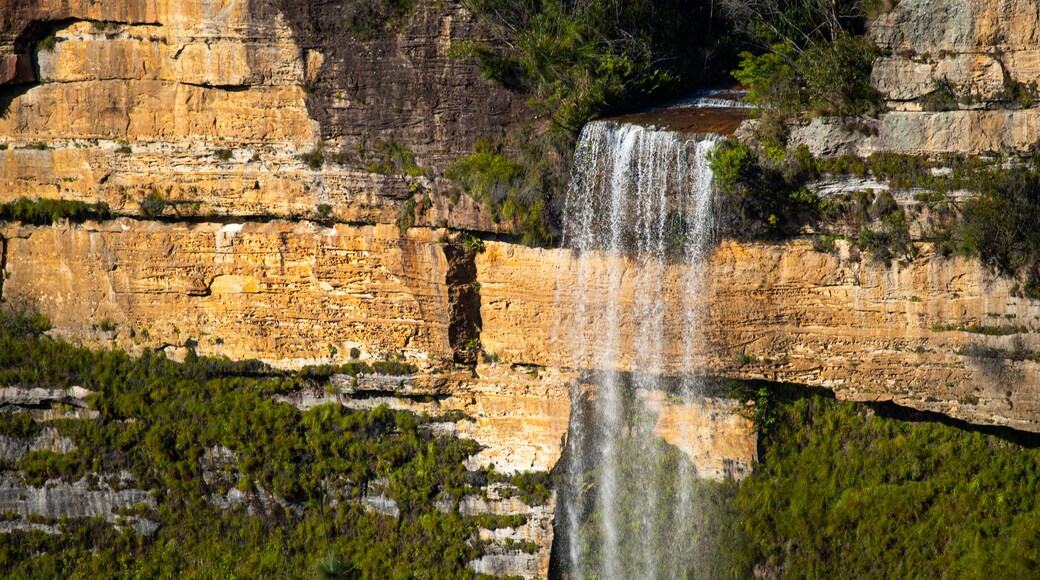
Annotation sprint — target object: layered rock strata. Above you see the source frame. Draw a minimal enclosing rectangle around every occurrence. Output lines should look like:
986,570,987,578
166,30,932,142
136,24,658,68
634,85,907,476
477,239,1040,433
9,217,1040,434
0,0,521,230
2,219,457,364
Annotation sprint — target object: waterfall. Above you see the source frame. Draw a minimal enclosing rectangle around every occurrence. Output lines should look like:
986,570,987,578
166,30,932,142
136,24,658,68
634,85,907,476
556,120,720,578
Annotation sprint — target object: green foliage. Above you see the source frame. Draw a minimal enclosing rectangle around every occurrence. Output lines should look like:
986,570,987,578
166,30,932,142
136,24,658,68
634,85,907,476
300,146,325,170
37,35,57,52
726,379,778,432
446,138,554,246
708,140,824,238
0,303,51,339
138,192,167,218
930,322,1025,336
458,232,486,253
0,307,534,576
734,35,881,140
732,43,801,117
1000,77,1037,109
364,140,427,177
920,78,960,112
855,197,912,263
728,390,1040,577
0,198,113,225
464,0,724,131
958,167,1040,295
446,139,523,205
396,199,416,231
213,148,233,161
0,412,38,438
488,470,552,506
344,0,417,39
798,35,881,117
295,359,418,380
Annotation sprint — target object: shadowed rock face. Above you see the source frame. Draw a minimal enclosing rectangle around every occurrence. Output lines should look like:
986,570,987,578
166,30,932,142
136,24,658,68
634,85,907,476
259,0,531,169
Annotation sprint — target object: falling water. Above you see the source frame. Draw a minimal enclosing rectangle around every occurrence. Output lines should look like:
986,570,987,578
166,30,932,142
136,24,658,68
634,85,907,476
556,120,720,578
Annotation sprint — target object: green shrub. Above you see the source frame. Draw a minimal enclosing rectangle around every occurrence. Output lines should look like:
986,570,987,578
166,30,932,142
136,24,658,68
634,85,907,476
300,147,324,170
0,412,39,438
958,167,1040,294
138,192,167,218
799,35,881,118
344,0,417,39
464,0,730,131
733,43,802,118
37,36,57,52
363,140,427,177
446,138,554,246
0,198,113,225
395,199,416,231
733,35,881,139
920,78,960,112
446,139,522,204
708,140,823,238
0,308,537,576
728,388,1040,577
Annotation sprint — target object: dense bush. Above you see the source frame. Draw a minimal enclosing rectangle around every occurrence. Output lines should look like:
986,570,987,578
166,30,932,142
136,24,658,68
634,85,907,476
733,35,880,146
446,135,560,246
464,0,730,131
0,309,536,577
728,387,1040,576
344,0,418,39
708,140,825,238
958,167,1040,296
0,198,112,225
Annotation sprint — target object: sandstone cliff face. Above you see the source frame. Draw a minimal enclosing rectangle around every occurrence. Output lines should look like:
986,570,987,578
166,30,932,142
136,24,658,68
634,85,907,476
0,219,757,474
0,0,520,230
477,239,1040,433
2,219,457,363
872,0,1040,106
790,0,1040,156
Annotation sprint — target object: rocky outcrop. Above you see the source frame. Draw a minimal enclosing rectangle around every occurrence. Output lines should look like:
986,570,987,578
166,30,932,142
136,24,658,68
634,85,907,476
787,0,1040,156
1,220,457,364
0,0,523,231
871,0,1040,106
477,239,1040,433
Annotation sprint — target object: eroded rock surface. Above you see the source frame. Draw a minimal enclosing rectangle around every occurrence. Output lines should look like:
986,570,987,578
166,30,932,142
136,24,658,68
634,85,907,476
0,0,520,230
477,239,1040,432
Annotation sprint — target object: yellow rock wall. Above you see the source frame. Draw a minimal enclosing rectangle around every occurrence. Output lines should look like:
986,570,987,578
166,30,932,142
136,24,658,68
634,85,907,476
477,239,1040,432
2,220,455,364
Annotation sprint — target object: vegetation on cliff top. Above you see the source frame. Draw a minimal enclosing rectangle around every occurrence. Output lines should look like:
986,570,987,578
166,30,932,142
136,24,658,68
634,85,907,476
723,0,884,147
708,137,1040,294
0,307,541,577
446,0,737,246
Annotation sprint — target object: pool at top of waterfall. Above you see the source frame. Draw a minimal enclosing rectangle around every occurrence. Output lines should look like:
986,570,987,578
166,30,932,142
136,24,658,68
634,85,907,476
608,88,751,136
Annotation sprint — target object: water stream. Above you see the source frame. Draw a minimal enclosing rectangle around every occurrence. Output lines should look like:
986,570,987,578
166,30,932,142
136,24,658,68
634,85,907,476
555,120,722,578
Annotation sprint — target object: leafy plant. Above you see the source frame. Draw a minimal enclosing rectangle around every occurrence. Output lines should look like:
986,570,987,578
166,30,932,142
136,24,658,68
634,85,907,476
138,191,167,218
0,198,113,225
344,0,418,39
